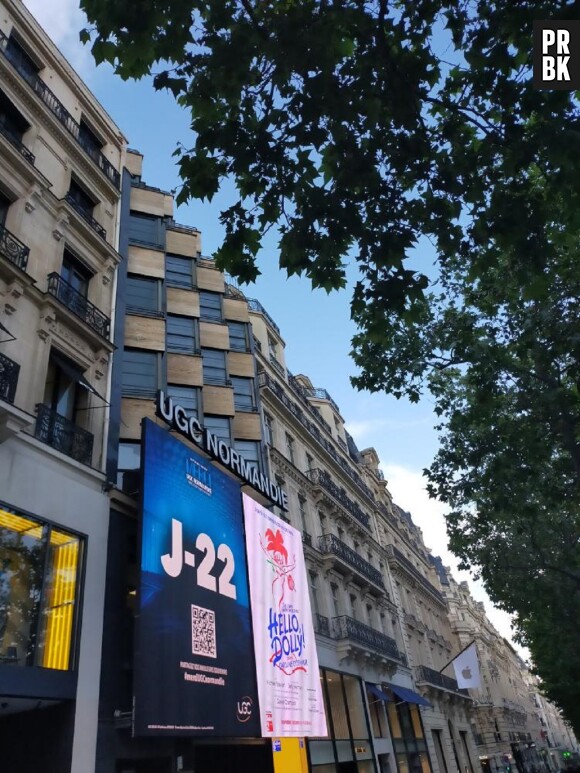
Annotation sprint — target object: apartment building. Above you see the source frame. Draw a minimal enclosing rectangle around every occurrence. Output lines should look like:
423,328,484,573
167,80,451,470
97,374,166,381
0,0,125,770
444,575,578,773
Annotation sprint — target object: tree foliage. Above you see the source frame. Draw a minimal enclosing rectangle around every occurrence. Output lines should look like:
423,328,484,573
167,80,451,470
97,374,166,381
80,0,580,731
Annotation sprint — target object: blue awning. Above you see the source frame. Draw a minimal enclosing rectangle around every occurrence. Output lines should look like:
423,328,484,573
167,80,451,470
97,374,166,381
366,684,392,703
387,683,432,708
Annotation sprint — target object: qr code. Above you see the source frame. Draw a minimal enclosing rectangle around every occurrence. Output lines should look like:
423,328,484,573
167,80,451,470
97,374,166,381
191,604,217,658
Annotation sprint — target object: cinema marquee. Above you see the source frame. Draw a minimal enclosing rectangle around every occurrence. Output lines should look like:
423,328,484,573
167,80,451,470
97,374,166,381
155,390,289,511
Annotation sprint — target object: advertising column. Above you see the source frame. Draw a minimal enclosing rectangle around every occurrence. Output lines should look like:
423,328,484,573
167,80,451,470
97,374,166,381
133,420,260,736
243,493,327,738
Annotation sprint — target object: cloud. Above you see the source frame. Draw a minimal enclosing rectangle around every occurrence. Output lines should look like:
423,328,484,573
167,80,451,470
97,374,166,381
346,417,431,440
382,463,529,659
23,0,95,77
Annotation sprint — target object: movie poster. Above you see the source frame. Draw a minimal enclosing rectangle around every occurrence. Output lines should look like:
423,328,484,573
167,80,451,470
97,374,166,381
243,493,327,737
133,420,260,736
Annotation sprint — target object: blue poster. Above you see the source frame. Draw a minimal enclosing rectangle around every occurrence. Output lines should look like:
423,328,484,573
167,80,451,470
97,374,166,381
133,419,260,736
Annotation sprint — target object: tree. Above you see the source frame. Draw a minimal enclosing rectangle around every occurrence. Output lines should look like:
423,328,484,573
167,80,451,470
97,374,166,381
80,0,580,729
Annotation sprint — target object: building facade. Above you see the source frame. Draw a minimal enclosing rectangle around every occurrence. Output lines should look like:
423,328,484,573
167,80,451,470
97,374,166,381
0,0,125,771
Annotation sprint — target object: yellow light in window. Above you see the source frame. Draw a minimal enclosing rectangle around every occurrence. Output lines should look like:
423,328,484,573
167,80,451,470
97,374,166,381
41,533,79,670
0,508,43,540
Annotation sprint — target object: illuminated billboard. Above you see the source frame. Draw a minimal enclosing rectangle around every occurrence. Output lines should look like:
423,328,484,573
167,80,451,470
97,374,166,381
243,493,327,737
133,420,260,736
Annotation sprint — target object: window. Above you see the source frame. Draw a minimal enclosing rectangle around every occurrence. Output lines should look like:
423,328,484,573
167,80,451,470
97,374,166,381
204,415,230,443
0,89,30,146
78,118,102,154
167,314,198,354
285,433,295,464
200,291,222,321
298,496,308,533
309,572,320,616
306,452,314,472
232,377,255,412
0,504,83,671
126,275,161,315
128,211,164,248
263,412,273,445
117,442,141,495
43,350,84,422
234,440,261,472
67,178,96,217
166,254,195,288
121,349,159,397
268,334,277,360
0,191,11,226
62,249,91,298
5,35,40,80
228,321,248,351
166,385,199,418
202,348,227,385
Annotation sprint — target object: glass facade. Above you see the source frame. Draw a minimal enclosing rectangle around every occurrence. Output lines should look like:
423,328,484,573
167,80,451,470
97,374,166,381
387,698,431,773
309,668,375,772
0,505,83,670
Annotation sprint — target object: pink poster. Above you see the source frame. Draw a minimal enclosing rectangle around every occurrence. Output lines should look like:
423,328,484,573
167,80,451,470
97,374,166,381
242,493,328,738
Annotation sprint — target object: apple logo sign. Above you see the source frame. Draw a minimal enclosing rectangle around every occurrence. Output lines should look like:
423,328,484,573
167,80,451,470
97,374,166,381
462,667,472,679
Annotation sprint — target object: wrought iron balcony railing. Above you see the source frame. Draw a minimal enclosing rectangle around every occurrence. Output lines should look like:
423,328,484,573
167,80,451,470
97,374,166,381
0,31,120,189
314,613,330,637
332,615,401,661
64,194,107,240
35,403,94,465
0,352,19,404
385,545,445,603
269,354,286,379
318,533,384,588
0,121,35,164
303,386,342,416
47,272,110,339
415,665,470,697
246,298,280,334
0,222,30,271
306,468,370,529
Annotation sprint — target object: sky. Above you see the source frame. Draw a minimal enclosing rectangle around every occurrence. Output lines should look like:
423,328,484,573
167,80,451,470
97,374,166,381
22,0,524,656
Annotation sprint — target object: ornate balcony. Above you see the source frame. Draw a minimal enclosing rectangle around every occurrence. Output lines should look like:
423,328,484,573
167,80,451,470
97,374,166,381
332,615,401,662
35,403,94,465
47,272,110,339
0,223,29,271
0,352,19,404
415,665,471,698
405,613,426,632
306,468,370,529
0,121,35,164
314,613,330,637
0,31,120,189
385,545,445,604
64,194,107,240
318,533,384,591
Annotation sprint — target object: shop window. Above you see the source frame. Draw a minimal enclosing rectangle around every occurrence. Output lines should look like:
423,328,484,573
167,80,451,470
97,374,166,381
126,274,161,316
0,504,83,671
228,321,248,351
387,701,431,773
166,253,195,288
121,349,160,397
199,290,222,321
232,376,255,412
167,314,198,354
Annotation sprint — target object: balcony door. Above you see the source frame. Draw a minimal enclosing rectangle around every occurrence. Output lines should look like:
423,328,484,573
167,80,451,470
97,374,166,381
44,355,79,422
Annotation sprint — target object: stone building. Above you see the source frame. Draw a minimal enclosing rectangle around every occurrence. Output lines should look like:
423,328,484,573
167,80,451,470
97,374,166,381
0,0,126,770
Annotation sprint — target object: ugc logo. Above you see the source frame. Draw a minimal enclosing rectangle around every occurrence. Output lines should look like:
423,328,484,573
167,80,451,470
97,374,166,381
236,696,253,723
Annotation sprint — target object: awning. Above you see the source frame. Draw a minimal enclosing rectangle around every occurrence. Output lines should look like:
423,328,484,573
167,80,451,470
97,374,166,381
51,351,109,405
366,684,391,703
387,683,432,708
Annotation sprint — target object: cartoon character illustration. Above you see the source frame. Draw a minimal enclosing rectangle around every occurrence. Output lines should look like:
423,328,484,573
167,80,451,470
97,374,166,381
260,528,296,609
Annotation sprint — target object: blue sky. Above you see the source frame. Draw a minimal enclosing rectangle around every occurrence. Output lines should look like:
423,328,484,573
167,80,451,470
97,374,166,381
23,0,523,651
